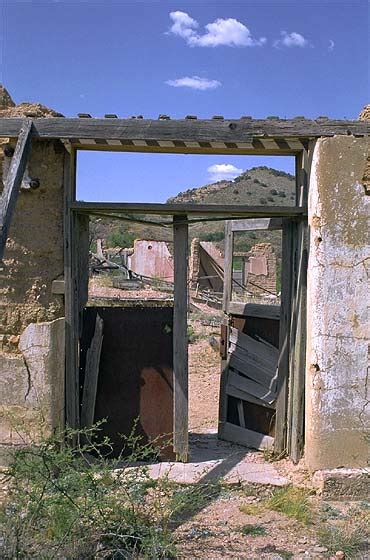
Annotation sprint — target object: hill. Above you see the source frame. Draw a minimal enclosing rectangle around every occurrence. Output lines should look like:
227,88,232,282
90,166,296,256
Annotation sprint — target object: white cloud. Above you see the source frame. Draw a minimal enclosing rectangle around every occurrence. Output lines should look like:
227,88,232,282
168,11,266,47
166,76,221,90
168,11,198,40
273,31,308,48
207,163,243,182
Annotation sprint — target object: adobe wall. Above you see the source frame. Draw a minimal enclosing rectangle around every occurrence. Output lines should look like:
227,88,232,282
0,91,65,459
305,135,369,470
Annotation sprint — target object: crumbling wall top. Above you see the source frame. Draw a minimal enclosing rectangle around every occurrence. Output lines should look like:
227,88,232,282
0,85,63,118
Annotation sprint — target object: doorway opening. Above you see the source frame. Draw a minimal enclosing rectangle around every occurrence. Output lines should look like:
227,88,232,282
68,147,306,465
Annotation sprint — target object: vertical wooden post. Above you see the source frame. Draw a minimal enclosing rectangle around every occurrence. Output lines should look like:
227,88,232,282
173,215,189,462
64,147,79,430
287,147,312,462
274,219,294,453
222,221,233,313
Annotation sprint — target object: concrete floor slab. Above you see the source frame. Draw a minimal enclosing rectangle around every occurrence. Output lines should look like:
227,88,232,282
146,432,289,486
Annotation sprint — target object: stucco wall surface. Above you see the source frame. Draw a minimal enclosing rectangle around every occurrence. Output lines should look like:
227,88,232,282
0,318,65,463
0,99,66,459
0,140,65,344
306,136,370,470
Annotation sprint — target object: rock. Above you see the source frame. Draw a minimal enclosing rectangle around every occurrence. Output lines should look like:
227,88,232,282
335,552,345,559
312,546,328,553
0,86,15,109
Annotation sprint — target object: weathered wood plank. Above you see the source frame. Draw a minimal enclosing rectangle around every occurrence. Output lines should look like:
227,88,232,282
222,221,233,312
230,218,283,231
229,327,279,364
71,202,306,218
228,302,281,320
228,344,278,391
286,148,311,463
221,421,274,450
81,313,103,428
237,400,246,428
0,119,33,259
226,383,272,409
77,213,90,337
227,367,276,404
64,148,80,430
0,117,368,143
173,215,189,462
274,219,294,453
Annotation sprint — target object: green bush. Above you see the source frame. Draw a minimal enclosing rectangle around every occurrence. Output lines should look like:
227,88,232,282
0,423,178,559
106,229,136,248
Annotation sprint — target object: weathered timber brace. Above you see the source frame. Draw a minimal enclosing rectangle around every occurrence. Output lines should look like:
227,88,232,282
0,117,368,155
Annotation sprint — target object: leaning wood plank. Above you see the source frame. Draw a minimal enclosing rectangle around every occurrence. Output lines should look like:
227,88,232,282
173,215,189,462
228,367,277,404
221,421,274,450
81,313,104,428
0,117,368,142
229,327,279,364
0,119,33,259
226,384,274,410
228,344,278,390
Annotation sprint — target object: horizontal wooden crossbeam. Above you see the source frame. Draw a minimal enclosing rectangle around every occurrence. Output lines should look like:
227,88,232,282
0,118,368,155
70,201,306,218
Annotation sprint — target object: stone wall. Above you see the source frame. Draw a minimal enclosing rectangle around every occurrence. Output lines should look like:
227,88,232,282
0,88,65,459
305,135,369,470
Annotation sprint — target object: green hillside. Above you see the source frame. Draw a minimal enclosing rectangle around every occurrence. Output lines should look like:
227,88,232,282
90,166,296,256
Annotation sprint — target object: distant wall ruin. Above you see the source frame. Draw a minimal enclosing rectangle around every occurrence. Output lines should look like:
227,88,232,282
128,239,174,282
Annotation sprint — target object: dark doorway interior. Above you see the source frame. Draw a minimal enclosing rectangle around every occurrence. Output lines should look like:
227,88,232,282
79,304,175,459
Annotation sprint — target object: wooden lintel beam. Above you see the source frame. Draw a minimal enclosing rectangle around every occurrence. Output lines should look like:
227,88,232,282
70,202,306,218
0,117,368,144
0,119,33,260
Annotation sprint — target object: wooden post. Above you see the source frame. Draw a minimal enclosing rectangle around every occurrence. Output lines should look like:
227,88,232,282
222,221,233,313
274,219,294,453
64,147,80,430
287,147,312,462
0,119,33,260
173,215,189,462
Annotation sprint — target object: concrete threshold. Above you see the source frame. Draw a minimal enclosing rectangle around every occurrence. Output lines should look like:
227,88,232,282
144,431,289,486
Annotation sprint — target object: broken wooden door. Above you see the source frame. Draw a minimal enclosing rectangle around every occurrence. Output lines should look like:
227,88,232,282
219,217,306,459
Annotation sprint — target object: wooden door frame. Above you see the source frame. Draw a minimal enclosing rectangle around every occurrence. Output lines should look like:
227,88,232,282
63,143,311,462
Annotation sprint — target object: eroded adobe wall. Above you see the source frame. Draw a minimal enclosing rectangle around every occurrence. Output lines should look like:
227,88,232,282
0,88,65,459
305,135,369,470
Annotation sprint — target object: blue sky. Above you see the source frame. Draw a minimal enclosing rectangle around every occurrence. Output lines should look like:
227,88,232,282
1,0,368,202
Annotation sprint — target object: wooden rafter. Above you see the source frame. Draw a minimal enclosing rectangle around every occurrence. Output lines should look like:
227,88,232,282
0,119,33,260
0,118,367,157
